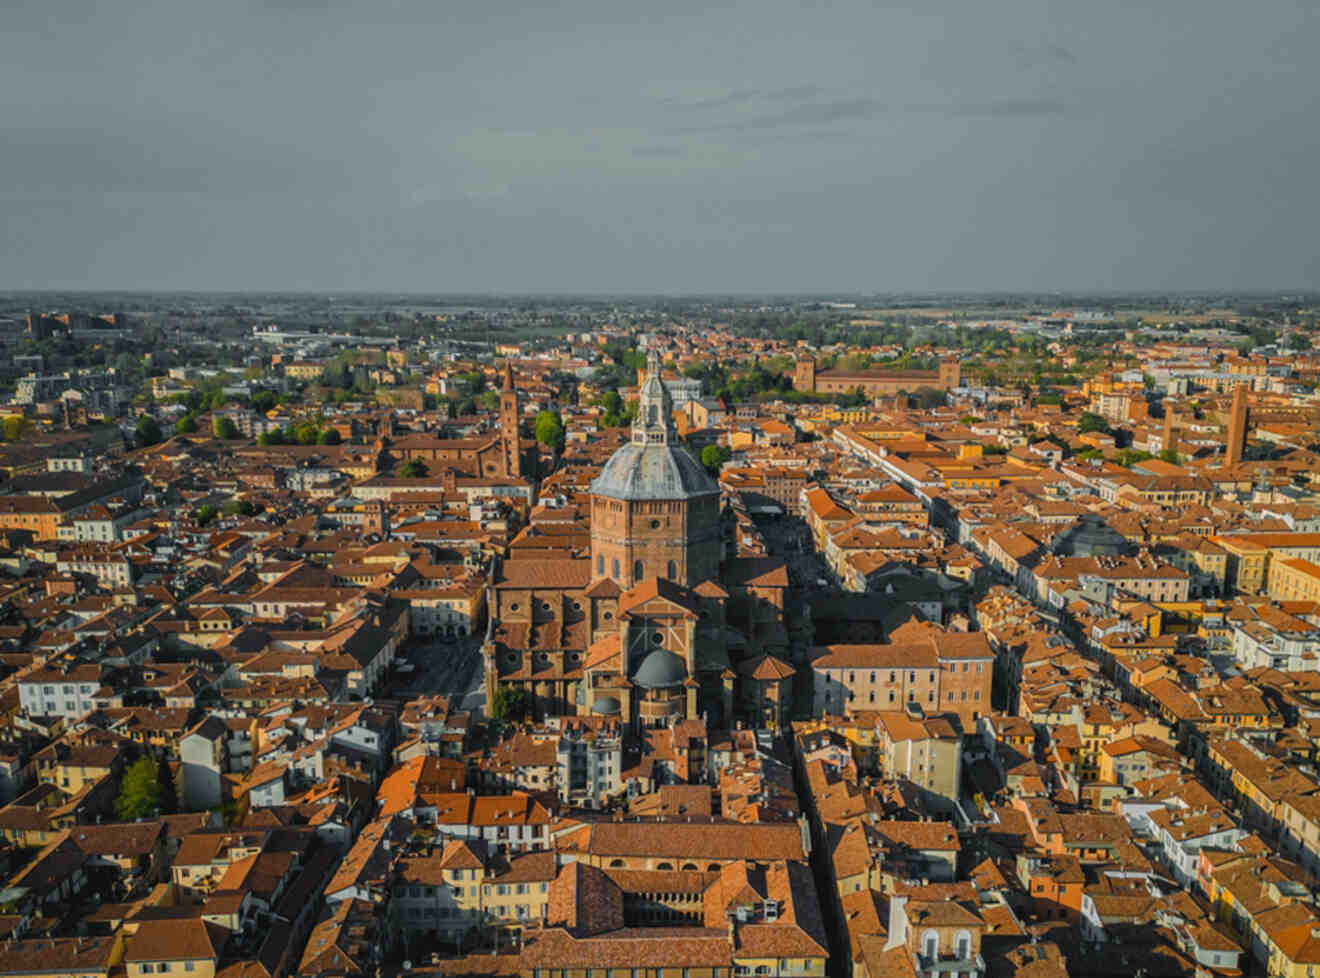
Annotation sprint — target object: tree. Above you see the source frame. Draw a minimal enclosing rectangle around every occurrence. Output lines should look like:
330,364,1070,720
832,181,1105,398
195,504,218,526
256,429,286,446
535,410,564,454
221,499,256,517
317,428,341,445
251,390,279,414
1076,448,1104,462
700,444,732,475
1077,412,1110,435
1,415,34,442
400,458,429,478
1115,449,1153,468
175,414,198,435
114,756,163,820
134,415,162,446
490,685,528,724
212,416,239,440
910,386,946,410
1158,448,1181,464
292,422,320,445
156,756,178,815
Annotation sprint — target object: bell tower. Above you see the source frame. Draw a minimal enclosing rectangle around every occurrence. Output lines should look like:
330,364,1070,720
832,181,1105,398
500,360,521,479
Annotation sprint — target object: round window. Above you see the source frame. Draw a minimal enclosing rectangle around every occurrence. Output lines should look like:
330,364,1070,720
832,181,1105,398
650,519,661,529
652,632,664,645
510,602,520,611
603,612,613,621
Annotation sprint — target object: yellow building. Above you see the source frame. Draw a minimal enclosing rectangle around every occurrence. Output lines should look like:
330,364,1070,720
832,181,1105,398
1212,535,1270,595
1268,557,1320,604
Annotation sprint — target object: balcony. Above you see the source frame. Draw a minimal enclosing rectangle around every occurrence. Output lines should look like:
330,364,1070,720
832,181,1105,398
638,694,685,721
917,952,985,977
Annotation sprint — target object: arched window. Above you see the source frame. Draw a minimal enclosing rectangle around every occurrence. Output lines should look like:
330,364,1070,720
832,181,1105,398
955,930,972,960
922,930,939,962
609,859,626,868
681,862,697,871
612,558,620,579
667,560,677,579
633,560,644,582
649,405,657,424
597,555,604,575
656,862,673,871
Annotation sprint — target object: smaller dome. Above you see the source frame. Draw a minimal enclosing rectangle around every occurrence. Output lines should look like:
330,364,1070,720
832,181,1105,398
633,648,687,689
591,696,622,715
1053,514,1133,558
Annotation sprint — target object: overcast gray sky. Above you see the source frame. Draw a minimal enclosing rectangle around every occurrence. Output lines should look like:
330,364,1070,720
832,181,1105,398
2,0,1317,293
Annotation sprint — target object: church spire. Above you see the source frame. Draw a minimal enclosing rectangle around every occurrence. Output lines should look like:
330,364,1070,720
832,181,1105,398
633,345,674,445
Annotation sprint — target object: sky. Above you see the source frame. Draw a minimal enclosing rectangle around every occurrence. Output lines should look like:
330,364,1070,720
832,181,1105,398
2,0,1318,294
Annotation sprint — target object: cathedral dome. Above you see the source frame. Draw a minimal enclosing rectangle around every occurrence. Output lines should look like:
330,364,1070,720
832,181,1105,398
633,648,687,689
590,440,717,501
589,345,718,502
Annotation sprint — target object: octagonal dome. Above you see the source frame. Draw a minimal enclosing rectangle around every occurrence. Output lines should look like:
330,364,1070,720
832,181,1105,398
633,648,687,689
590,441,718,501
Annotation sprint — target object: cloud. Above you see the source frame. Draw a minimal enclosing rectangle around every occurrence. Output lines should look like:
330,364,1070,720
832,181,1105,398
1010,39,1080,68
632,144,687,158
676,93,1082,135
953,98,1081,118
659,83,834,112
678,96,887,134
1045,43,1078,65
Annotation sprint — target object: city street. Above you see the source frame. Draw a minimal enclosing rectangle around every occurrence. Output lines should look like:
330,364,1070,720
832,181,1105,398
391,634,486,717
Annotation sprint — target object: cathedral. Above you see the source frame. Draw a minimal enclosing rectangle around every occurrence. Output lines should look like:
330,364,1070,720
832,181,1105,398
482,347,795,734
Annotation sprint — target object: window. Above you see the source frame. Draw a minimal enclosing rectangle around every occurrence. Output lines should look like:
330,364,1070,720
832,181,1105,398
633,560,644,581
667,560,677,579
922,930,939,961
597,555,604,575
612,559,620,579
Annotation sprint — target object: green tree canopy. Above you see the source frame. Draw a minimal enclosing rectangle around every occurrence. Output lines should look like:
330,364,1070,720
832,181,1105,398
195,504,219,525
700,444,732,475
250,390,279,414
490,685,528,724
175,414,198,435
114,756,163,821
292,422,320,445
317,427,341,445
212,416,239,440
221,499,256,517
400,458,429,478
0,415,34,442
535,410,564,453
135,415,162,446
1077,412,1111,435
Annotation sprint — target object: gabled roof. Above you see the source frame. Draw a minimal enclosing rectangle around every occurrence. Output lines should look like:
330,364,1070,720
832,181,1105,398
619,578,701,618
